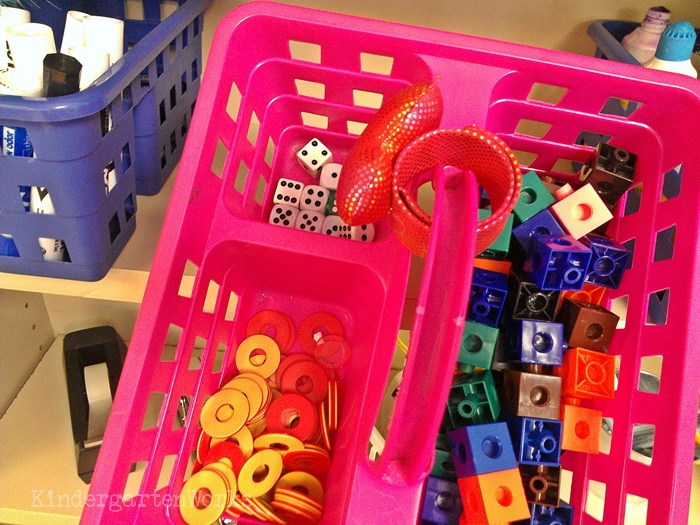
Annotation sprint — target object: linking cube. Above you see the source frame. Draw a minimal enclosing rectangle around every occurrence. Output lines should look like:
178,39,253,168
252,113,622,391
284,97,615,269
468,268,509,327
421,476,463,525
556,347,616,400
431,448,457,482
558,283,606,310
514,502,574,525
447,370,501,427
581,233,631,289
501,369,562,421
580,142,636,208
524,234,592,291
512,208,566,253
519,464,562,507
504,414,562,467
506,273,561,323
506,319,564,366
513,171,557,225
556,298,619,353
448,422,518,477
559,402,602,454
457,469,531,524
458,321,499,370
478,209,514,259
550,183,613,239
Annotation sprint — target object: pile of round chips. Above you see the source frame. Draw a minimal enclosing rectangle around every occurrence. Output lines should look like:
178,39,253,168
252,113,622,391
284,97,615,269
179,310,343,525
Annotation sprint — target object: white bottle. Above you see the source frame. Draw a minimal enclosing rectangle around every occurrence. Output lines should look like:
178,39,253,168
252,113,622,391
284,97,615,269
644,21,698,79
622,6,671,64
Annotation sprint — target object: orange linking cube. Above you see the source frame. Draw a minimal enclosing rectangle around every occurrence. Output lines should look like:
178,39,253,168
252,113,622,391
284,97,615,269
559,401,602,454
556,347,615,400
456,468,530,524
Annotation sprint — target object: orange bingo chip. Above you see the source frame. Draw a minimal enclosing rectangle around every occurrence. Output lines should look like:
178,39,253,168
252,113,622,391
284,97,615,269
246,310,296,353
203,441,247,475
275,353,316,386
282,449,331,476
266,393,319,442
279,359,329,404
299,312,344,354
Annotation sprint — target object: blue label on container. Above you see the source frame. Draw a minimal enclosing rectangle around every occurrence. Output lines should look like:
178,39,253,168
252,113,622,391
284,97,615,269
1,125,33,157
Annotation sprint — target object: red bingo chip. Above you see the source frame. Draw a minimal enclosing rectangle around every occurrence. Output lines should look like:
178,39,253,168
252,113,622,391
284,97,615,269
282,449,331,476
266,393,319,442
202,441,247,475
275,353,315,385
246,310,296,353
279,359,329,405
299,312,344,354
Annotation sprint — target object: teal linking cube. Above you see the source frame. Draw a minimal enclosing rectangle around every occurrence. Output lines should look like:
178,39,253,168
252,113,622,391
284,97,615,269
513,171,557,225
447,370,501,428
477,209,514,259
458,320,500,371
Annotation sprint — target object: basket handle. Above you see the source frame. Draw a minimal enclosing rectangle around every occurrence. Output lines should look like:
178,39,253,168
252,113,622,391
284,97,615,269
376,164,478,484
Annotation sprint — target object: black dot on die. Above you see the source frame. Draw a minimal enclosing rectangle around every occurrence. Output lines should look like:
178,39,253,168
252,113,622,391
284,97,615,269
332,226,338,232
276,193,283,200
311,159,318,165
273,218,280,224
362,235,368,241
332,172,338,178
314,201,321,207
283,220,290,226
321,150,328,156
291,197,297,204
283,196,290,202
294,184,301,189
300,224,306,230
301,150,308,156
311,140,318,146
312,216,319,222
318,191,324,197
325,229,332,234
281,180,287,187
285,210,293,217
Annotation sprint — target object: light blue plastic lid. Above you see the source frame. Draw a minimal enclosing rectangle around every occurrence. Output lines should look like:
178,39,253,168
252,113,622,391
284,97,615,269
655,21,697,61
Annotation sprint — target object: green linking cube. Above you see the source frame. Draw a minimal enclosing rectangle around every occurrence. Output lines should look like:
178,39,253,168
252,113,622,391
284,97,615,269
447,369,501,427
458,320,500,371
477,209,514,259
513,170,556,224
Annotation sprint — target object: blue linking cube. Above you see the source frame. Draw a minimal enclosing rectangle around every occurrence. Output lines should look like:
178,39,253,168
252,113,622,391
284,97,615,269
504,413,563,467
514,502,574,525
524,234,592,291
421,476,463,525
507,319,565,366
582,233,631,289
467,268,508,327
512,208,566,252
448,421,517,477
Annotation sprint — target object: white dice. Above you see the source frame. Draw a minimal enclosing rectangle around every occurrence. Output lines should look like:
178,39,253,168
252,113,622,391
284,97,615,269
319,163,342,190
269,204,299,228
296,138,332,176
273,178,304,207
295,210,325,232
300,185,330,212
322,215,352,238
351,223,375,242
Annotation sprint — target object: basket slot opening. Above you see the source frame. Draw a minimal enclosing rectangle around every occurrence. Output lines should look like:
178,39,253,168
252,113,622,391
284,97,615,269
192,14,200,37
170,85,177,110
178,260,199,299
510,150,538,169
621,239,635,270
585,479,607,522
38,237,71,263
203,280,220,314
600,417,613,454
142,392,166,430
601,97,644,118
159,100,166,125
211,139,228,179
526,83,569,106
264,137,276,167
516,119,553,139
173,395,191,430
182,25,189,49
360,52,394,75
170,130,177,154
224,291,238,322
661,164,683,201
122,143,132,174
122,85,133,113
188,337,207,371
105,160,117,195
156,52,165,78
623,184,642,217
235,160,249,193
213,342,227,374
646,288,669,326
168,39,177,64
347,120,368,136
289,40,321,64
181,71,188,95
353,89,384,109
155,454,178,491
180,115,188,138
630,424,656,465
653,225,676,262
638,356,662,395
301,112,329,129
610,294,629,329
254,175,267,205
247,112,261,147
576,131,612,151
623,493,649,524
295,79,325,100
226,83,242,122
109,212,121,244
191,59,199,83
124,193,135,222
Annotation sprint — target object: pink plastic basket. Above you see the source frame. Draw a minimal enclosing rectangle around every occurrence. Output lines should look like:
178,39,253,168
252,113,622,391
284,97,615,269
86,3,700,524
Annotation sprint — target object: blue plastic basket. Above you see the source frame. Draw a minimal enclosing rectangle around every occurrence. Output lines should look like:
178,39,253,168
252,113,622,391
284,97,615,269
0,0,211,281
